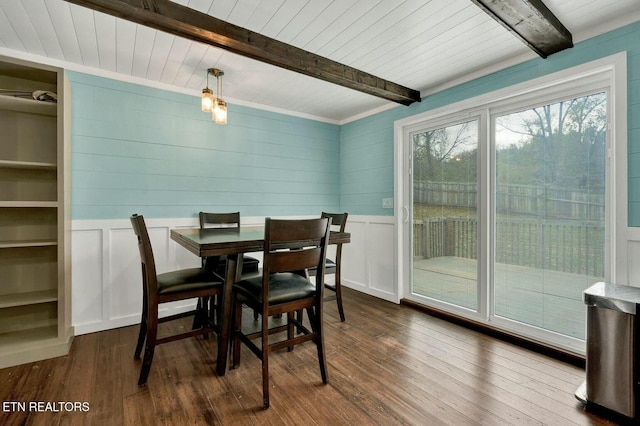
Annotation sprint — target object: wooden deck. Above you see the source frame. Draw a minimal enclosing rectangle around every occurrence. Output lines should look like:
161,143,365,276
0,287,611,425
414,256,600,339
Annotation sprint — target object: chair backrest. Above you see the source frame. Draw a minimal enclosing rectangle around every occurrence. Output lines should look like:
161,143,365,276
199,212,241,228
321,212,348,262
130,214,158,297
321,212,348,233
262,217,331,290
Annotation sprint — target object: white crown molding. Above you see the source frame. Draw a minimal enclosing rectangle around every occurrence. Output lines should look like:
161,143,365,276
338,102,399,125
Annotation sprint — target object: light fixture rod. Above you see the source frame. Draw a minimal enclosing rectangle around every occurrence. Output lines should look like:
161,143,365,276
208,68,224,100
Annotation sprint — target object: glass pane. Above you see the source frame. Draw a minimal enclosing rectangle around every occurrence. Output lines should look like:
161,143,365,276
412,120,478,310
494,93,606,339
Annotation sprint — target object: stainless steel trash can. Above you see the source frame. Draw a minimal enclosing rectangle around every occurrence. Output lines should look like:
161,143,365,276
578,281,640,419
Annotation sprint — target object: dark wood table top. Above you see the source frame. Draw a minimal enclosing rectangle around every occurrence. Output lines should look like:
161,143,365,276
171,226,351,257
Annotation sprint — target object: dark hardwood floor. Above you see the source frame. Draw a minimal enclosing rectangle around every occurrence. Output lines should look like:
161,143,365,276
0,288,616,425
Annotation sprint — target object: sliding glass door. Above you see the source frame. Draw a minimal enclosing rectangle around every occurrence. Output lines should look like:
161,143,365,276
404,71,613,351
493,93,606,339
411,119,479,311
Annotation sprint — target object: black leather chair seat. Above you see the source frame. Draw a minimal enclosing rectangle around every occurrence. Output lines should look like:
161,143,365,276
233,273,316,305
157,268,222,295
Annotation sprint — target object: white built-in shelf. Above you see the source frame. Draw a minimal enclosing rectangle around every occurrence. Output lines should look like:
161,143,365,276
0,160,57,170
0,325,58,347
0,201,58,208
0,239,57,249
0,59,70,369
0,95,56,116
0,290,57,309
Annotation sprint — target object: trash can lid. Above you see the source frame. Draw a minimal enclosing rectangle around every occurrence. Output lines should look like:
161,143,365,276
584,281,640,314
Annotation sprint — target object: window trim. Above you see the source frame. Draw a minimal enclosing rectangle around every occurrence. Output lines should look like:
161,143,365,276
394,52,627,355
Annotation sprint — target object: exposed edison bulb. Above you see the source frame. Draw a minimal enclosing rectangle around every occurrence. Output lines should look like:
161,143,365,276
212,98,227,125
201,88,214,112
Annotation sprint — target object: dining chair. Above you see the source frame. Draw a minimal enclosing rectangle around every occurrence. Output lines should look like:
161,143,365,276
199,212,260,278
307,212,348,321
231,217,331,409
130,214,223,386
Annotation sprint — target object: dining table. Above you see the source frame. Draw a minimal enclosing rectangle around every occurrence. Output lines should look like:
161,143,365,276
170,224,351,376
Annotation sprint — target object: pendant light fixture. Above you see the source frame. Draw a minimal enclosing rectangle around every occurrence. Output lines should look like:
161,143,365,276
201,68,227,125
201,69,214,112
211,69,227,125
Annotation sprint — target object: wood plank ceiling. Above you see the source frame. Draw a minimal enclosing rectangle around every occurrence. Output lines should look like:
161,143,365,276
62,0,423,106
0,0,638,123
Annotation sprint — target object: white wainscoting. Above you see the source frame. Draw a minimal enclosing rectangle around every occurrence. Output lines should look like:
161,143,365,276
71,215,397,335
340,215,397,302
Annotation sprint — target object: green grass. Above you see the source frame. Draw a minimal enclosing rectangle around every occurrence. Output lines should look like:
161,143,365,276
413,204,476,219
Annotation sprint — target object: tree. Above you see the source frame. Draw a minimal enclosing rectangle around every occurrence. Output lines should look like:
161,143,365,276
413,121,477,183
496,92,606,190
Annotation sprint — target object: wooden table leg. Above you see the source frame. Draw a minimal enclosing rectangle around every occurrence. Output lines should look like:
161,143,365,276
216,252,243,376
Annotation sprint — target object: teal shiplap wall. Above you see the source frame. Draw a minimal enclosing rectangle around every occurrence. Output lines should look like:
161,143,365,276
340,21,640,223
68,72,340,220
69,21,640,222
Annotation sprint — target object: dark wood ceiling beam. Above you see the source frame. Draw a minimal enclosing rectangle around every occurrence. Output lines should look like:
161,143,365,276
470,0,573,58
63,0,421,106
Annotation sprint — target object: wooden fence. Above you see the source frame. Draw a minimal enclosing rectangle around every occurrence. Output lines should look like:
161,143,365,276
414,182,604,221
414,217,604,277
